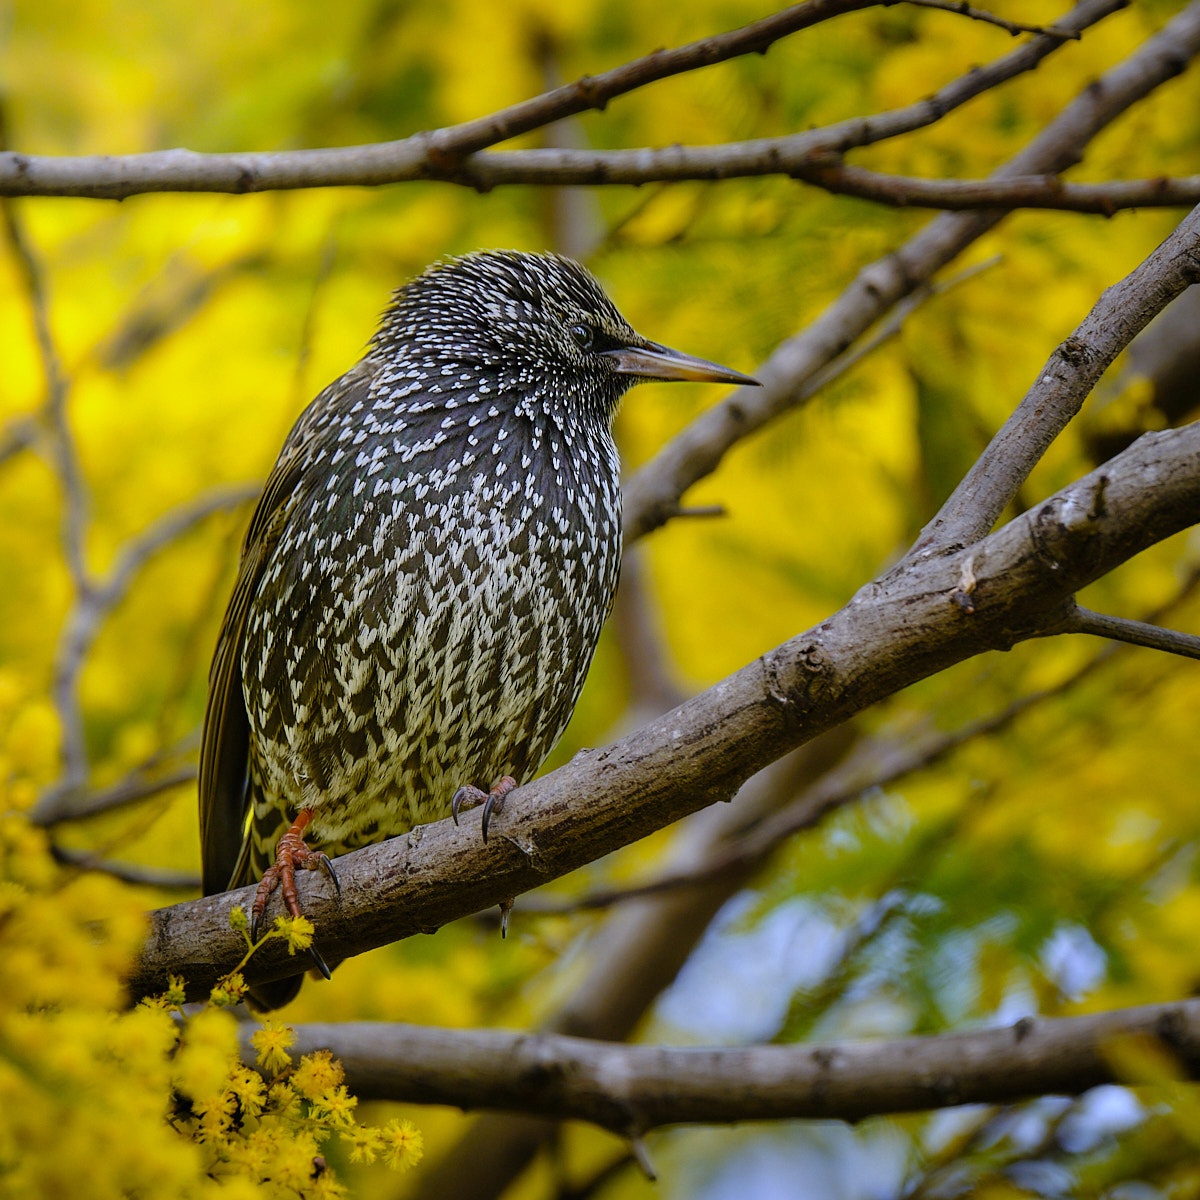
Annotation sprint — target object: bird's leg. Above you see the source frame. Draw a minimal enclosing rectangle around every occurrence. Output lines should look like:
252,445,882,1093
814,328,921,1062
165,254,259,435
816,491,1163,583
451,775,517,842
251,807,340,968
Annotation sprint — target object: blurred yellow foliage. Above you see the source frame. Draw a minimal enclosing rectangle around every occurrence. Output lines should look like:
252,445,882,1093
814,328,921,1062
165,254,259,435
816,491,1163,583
1,0,1200,1195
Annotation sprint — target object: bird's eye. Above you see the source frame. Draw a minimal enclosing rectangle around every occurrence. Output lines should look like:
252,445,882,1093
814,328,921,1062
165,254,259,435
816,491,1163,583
569,324,595,351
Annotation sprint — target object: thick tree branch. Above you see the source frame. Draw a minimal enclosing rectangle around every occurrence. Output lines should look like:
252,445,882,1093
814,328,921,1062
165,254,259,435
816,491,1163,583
130,421,1200,1001
410,737,856,1200
622,0,1200,542
526,651,1119,916
279,999,1200,1131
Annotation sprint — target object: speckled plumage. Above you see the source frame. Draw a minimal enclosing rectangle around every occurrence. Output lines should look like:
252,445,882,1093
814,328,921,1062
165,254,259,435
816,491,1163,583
199,251,752,1004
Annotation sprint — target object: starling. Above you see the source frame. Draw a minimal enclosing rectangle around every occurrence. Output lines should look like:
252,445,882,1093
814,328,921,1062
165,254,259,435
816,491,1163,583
199,250,756,1007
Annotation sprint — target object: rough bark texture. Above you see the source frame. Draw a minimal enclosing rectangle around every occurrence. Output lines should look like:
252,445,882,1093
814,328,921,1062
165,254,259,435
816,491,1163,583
278,998,1200,1131
130,422,1200,1001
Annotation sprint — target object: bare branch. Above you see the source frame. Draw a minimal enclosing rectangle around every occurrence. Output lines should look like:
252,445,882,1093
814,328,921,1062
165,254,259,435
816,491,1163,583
35,762,198,827
904,0,1081,39
912,203,1200,554
1049,604,1200,660
522,659,1110,916
622,0,1200,543
792,163,1200,213
0,0,898,199
129,420,1200,1000
0,413,38,469
0,0,1122,200
1,195,92,788
278,998,1200,1129
441,4,1120,192
50,845,200,890
33,485,257,825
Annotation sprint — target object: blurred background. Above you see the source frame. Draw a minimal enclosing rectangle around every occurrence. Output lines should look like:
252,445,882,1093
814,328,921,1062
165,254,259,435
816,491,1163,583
2,0,1200,1196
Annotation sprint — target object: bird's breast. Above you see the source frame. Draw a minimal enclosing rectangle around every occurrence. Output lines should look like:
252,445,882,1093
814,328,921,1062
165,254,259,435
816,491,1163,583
242,404,622,850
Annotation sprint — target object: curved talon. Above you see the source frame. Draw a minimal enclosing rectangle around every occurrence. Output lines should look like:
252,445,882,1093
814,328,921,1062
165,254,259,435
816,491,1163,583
316,853,341,898
481,776,517,843
452,776,517,842
452,785,485,826
307,943,332,980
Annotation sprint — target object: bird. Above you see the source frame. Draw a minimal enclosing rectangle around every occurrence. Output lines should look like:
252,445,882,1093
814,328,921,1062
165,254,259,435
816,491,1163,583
199,249,757,1008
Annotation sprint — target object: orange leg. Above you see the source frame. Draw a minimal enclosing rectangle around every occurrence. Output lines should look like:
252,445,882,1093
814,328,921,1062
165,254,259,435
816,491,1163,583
451,775,517,842
250,807,340,948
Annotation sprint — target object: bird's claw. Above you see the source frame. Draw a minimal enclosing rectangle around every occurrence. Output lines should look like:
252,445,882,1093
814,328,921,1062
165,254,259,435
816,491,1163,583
315,852,342,898
451,775,517,843
250,809,339,944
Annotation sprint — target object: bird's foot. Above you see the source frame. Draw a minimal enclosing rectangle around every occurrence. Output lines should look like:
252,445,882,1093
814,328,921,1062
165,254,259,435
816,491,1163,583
451,775,517,842
251,808,339,979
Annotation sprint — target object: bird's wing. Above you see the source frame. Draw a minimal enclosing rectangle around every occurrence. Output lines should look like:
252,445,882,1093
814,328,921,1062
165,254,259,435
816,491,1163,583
198,445,308,895
199,364,378,895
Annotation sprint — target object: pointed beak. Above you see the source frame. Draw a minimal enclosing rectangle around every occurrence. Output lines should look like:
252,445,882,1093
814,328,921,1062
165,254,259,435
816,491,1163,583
603,341,760,387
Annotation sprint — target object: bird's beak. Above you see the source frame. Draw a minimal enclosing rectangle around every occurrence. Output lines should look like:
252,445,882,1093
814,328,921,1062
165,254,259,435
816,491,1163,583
603,341,760,386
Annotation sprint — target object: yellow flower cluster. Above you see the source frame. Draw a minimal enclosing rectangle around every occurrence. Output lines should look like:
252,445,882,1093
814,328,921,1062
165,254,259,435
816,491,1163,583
0,814,212,1198
0,812,422,1198
156,1004,423,1196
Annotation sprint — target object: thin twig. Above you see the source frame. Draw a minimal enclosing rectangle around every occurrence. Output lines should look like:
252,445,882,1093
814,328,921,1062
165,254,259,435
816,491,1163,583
905,0,1081,38
1049,604,1200,660
34,763,199,827
0,413,38,469
0,0,889,199
910,202,1200,554
34,485,257,823
794,164,1200,214
1,193,92,789
50,844,200,890
623,0,1191,543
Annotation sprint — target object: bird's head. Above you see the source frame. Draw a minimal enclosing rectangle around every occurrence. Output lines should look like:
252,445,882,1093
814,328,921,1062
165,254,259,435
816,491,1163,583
375,250,757,423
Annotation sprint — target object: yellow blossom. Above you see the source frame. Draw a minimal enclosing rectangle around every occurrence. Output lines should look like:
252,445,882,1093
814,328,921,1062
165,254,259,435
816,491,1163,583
310,1172,349,1199
227,1064,267,1120
267,1079,302,1122
380,1118,425,1171
210,971,248,1007
340,1124,385,1165
161,975,188,1008
173,1008,239,1103
251,1020,295,1074
273,914,315,955
291,1050,344,1100
193,1091,236,1142
229,905,250,933
308,1085,357,1128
